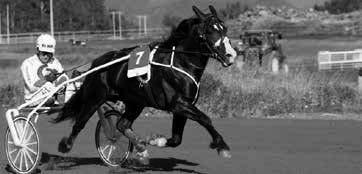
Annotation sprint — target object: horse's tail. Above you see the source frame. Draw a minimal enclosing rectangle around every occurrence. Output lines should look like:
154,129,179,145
52,85,84,123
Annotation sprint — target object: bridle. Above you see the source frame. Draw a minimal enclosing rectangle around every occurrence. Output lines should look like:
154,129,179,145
195,16,232,67
153,16,229,63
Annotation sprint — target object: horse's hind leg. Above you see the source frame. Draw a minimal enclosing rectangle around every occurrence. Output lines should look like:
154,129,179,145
116,103,145,151
58,83,107,153
173,100,231,158
116,103,149,161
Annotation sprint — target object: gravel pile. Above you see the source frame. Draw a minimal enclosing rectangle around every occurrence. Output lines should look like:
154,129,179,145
227,5,362,37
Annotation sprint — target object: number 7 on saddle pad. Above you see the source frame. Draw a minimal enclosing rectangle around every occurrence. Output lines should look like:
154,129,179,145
127,46,151,79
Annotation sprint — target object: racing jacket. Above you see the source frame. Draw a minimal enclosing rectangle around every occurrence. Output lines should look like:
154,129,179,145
20,54,64,102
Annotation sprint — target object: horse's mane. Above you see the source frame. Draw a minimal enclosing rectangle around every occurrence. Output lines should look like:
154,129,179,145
160,17,202,48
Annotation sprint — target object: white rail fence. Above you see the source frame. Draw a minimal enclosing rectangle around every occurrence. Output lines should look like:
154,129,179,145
0,27,169,44
318,49,362,95
318,50,362,70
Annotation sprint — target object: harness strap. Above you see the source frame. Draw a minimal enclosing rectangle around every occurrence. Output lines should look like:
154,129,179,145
150,45,200,104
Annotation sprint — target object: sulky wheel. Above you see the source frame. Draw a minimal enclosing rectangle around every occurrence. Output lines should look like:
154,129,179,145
5,117,40,174
95,110,132,167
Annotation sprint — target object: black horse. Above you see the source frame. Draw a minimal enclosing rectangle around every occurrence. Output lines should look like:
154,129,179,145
53,5,237,161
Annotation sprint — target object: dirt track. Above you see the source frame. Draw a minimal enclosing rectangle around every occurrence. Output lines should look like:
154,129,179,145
2,116,362,174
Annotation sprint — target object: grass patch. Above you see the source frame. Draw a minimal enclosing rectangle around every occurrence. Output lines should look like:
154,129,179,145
0,84,23,108
197,63,360,118
1,39,361,118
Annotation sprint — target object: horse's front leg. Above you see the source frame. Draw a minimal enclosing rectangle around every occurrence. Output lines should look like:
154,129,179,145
166,115,187,147
173,99,231,158
146,115,187,148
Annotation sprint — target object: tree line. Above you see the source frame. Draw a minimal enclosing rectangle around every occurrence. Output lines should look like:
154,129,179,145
0,0,137,33
5,0,359,34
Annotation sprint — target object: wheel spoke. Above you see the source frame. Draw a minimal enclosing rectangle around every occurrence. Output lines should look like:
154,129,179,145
23,131,34,144
23,122,29,137
25,141,38,146
9,148,18,155
19,150,23,170
16,122,24,139
23,145,37,155
107,145,114,161
20,122,30,143
23,150,29,170
100,145,110,157
13,148,21,165
24,150,35,166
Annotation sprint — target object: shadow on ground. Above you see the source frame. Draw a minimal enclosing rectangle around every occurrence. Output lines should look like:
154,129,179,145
5,152,101,174
110,157,206,174
5,152,205,174
38,152,105,171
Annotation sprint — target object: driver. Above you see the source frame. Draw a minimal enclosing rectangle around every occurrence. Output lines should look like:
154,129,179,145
21,33,68,106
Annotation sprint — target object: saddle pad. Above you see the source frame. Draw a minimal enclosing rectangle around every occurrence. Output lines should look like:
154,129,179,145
127,46,151,78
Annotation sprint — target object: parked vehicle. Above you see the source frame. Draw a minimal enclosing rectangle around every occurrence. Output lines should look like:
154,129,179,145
234,30,288,73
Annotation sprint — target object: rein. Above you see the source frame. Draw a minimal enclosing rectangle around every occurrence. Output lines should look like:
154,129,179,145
56,37,220,79
58,43,216,76
63,62,91,74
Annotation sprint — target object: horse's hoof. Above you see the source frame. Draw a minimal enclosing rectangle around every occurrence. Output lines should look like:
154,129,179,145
148,136,167,147
135,149,150,165
219,150,232,158
58,137,72,153
137,156,149,166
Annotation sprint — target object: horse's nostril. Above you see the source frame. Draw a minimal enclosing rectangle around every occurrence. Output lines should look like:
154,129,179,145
226,54,232,57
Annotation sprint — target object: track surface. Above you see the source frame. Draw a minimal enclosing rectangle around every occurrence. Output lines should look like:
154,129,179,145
2,116,362,174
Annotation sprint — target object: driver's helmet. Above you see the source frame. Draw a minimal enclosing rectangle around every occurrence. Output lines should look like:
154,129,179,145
36,34,56,53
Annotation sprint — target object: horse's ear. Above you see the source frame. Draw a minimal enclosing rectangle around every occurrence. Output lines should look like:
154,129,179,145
192,6,206,20
208,5,218,17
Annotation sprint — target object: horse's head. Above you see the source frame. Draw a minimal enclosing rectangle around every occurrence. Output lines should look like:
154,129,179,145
192,6,237,67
